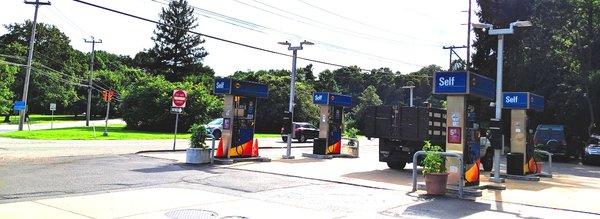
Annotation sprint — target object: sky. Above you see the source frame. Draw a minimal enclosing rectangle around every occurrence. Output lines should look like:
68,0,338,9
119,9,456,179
0,0,479,76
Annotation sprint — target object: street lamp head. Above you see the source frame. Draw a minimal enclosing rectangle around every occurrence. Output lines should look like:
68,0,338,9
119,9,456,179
472,23,493,29
300,40,314,46
278,41,291,46
512,20,532,27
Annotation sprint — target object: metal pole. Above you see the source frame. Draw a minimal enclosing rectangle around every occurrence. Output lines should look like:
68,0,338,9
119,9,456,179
491,35,505,183
19,0,49,131
102,100,109,136
51,110,54,129
466,0,472,68
449,48,453,70
173,113,179,151
409,87,414,107
284,49,298,159
210,136,215,164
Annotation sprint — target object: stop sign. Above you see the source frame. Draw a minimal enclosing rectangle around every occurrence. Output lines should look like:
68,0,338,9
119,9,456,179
172,89,187,108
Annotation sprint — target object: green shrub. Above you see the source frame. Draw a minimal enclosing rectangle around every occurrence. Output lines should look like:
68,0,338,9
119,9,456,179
421,141,445,175
189,123,209,149
121,75,222,132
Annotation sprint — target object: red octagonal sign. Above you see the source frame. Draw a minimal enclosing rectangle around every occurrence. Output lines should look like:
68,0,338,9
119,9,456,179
172,89,187,108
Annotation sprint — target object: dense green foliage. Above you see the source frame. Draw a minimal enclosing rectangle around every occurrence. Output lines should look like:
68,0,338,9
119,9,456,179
189,124,209,149
120,75,221,132
473,0,600,139
0,59,18,115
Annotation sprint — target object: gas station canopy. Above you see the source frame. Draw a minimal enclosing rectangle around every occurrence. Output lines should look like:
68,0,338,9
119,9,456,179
502,92,544,112
313,92,352,107
214,78,269,98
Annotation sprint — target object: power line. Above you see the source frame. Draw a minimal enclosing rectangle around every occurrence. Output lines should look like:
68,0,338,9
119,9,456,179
239,0,440,47
72,0,372,72
294,0,444,45
153,0,423,68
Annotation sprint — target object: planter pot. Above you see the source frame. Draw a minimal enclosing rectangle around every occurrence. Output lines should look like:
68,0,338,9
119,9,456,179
425,173,449,195
186,148,212,164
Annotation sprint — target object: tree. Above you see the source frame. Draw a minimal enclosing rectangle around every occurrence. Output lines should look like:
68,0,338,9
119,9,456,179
0,21,85,114
353,85,383,132
0,59,18,120
151,0,208,82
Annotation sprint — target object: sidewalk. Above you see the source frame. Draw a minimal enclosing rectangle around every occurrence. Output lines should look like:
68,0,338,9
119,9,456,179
140,142,600,215
0,188,335,219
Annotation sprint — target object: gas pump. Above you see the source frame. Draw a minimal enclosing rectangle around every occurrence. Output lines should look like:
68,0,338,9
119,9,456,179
433,71,495,187
311,92,352,155
502,92,544,175
213,78,268,158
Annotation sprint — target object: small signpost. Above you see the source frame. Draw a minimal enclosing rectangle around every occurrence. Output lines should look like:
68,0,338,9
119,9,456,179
13,101,29,131
172,89,187,151
50,103,56,129
101,90,116,136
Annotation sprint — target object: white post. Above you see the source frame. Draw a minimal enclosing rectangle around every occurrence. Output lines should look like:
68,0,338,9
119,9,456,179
51,110,54,129
284,49,298,159
491,34,505,183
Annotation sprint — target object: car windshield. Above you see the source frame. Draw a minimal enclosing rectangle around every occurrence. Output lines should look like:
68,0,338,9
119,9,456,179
208,118,222,125
303,124,316,129
534,130,565,142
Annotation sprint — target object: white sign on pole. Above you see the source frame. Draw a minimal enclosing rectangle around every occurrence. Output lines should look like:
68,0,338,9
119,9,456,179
50,103,56,111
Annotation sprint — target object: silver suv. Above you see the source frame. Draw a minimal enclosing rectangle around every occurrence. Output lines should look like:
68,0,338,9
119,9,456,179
203,118,223,139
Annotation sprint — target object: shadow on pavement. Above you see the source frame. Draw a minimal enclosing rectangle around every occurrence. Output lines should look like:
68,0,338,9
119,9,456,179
342,168,420,187
387,196,541,219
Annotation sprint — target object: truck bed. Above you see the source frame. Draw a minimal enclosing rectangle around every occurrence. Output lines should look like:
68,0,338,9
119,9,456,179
363,105,446,144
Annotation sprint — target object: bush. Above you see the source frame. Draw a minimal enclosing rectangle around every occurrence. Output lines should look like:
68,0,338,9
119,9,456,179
121,75,222,132
189,123,209,149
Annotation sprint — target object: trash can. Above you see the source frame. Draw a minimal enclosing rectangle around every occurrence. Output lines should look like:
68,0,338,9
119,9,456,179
313,138,327,155
507,153,524,175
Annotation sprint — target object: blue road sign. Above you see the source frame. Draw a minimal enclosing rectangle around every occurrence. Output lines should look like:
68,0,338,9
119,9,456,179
13,101,26,111
502,92,544,112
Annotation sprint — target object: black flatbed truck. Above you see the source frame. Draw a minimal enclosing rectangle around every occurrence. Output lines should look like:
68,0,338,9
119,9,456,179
363,105,447,170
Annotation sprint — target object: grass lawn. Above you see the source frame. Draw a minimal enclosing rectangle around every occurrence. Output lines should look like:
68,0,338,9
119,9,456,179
0,124,281,140
3,114,85,125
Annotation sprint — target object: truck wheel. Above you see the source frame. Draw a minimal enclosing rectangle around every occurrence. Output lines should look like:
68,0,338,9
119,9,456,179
387,160,407,170
299,134,307,143
482,153,493,171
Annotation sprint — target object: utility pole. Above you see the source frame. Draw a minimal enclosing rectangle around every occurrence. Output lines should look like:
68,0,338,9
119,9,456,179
279,40,314,159
442,45,467,70
466,0,472,68
84,37,102,127
19,0,51,131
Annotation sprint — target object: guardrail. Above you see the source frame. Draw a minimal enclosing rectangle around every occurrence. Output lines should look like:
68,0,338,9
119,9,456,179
342,137,360,158
412,151,464,198
534,149,553,176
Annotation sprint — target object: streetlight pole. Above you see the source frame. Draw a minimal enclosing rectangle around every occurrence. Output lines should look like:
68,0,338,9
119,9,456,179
280,40,313,159
473,20,532,183
19,0,51,131
402,86,415,107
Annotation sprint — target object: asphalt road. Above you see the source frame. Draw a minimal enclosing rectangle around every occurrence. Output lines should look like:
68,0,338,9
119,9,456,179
1,153,598,218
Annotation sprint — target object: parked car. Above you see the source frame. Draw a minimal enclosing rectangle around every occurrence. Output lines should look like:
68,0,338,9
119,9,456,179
203,118,223,139
533,124,577,158
281,122,319,143
582,134,600,165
